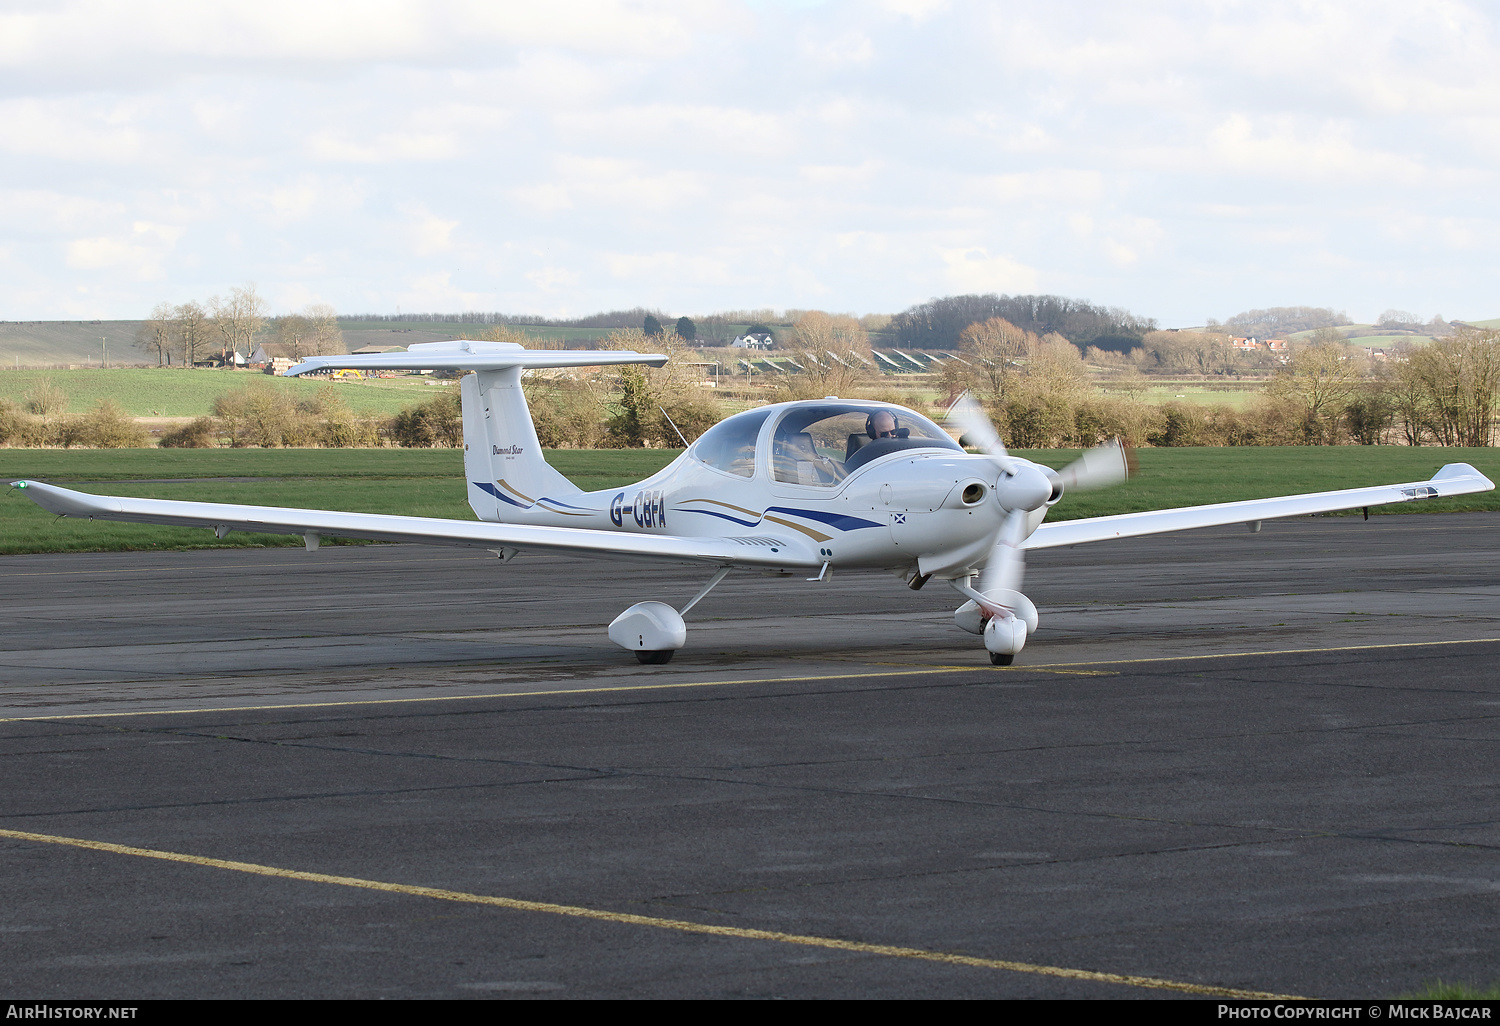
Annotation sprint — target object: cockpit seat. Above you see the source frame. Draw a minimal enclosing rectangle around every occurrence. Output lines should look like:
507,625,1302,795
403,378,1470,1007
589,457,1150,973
776,431,834,486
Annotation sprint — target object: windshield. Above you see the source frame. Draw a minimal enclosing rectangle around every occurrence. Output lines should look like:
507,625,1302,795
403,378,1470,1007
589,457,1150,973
688,407,773,478
771,403,961,486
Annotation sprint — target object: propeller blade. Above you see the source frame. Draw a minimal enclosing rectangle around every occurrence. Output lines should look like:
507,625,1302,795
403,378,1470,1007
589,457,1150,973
947,392,1014,473
1052,438,1134,493
978,508,1028,599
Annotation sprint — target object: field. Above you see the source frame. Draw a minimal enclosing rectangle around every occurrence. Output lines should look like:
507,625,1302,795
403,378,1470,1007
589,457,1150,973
338,321,621,350
2,445,1497,555
0,368,450,417
1134,383,1261,407
0,320,154,367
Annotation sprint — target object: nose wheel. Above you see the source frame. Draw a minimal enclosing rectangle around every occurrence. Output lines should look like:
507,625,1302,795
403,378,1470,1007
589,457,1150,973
989,651,1015,666
635,650,674,665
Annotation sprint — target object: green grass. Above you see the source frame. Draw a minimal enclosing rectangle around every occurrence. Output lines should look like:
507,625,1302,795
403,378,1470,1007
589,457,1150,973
0,448,682,554
1,446,1494,555
1019,446,1500,521
1402,980,1500,999
1137,385,1260,408
0,368,450,417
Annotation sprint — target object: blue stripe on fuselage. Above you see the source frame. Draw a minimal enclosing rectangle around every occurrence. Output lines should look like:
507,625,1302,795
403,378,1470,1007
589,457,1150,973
678,504,882,532
766,506,882,531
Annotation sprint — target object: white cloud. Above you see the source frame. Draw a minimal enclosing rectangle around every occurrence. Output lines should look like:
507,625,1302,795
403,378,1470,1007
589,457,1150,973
882,0,948,23
308,131,462,163
800,30,874,64
0,1,719,73
65,221,181,279
410,211,459,256
940,248,1038,294
0,1,1498,325
989,170,1103,205
799,161,882,185
525,266,580,291
0,99,147,162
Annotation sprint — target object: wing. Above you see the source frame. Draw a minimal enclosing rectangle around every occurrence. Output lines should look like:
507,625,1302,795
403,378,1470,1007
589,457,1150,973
9,480,820,569
1025,462,1494,551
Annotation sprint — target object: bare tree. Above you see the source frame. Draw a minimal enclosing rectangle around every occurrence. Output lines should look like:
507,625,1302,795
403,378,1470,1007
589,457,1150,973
1265,329,1364,443
135,302,176,366
210,284,269,367
778,311,871,398
304,303,345,356
1398,328,1500,446
174,301,210,366
945,316,1033,407
273,314,313,361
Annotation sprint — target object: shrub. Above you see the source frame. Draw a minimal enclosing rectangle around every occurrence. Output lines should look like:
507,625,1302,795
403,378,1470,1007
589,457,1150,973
159,417,220,448
528,378,608,449
67,399,149,448
390,391,462,448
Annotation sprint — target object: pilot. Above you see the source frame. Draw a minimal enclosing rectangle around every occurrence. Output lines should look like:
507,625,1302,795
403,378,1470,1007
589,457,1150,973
847,409,906,461
867,410,899,439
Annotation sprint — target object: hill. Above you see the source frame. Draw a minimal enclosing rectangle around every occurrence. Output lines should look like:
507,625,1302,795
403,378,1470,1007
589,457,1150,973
0,321,155,367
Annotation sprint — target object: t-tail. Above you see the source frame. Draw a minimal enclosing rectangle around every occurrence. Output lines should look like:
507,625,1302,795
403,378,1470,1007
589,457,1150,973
285,340,667,522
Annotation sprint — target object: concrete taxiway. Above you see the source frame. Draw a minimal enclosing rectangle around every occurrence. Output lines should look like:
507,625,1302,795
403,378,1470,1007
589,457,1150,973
2,512,1500,998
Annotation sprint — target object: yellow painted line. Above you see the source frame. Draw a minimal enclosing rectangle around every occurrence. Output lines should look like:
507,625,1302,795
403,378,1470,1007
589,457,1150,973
5,636,1497,724
1038,636,1500,669
0,827,1302,1000
0,667,981,723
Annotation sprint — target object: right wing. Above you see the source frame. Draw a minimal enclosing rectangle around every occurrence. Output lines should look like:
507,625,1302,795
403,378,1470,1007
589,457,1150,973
1026,462,1494,550
10,480,820,569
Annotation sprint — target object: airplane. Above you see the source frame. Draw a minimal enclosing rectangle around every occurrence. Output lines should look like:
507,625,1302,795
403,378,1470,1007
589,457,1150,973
10,339,1495,666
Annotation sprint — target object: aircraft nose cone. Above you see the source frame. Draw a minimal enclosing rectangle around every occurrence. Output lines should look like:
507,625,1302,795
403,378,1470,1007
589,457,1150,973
994,464,1053,512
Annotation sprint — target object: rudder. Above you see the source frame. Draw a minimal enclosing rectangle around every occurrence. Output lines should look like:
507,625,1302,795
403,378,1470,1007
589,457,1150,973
462,368,582,522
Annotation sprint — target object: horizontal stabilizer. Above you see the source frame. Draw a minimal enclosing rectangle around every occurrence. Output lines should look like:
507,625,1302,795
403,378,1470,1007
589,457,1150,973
285,340,666,377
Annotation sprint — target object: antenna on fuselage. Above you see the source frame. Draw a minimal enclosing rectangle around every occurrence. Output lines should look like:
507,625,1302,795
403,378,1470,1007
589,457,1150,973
659,405,690,448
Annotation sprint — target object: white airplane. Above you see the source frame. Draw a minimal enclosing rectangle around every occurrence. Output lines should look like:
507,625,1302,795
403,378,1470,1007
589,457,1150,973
11,340,1496,665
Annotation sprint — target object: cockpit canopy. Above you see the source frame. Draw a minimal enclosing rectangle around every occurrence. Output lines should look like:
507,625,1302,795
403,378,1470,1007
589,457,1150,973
688,402,961,485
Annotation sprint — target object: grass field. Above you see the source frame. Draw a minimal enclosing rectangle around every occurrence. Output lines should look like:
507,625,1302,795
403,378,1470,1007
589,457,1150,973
0,368,450,417
1136,385,1261,407
2,445,1497,556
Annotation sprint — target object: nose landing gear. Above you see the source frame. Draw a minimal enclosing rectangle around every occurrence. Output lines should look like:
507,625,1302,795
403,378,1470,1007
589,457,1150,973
984,613,1027,665
951,580,1038,667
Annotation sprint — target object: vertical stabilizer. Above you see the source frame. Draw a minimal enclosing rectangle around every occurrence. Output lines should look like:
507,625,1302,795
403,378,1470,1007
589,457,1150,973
462,368,583,522
282,340,667,524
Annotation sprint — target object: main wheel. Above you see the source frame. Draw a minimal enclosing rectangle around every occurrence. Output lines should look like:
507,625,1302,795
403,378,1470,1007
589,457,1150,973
989,652,1015,666
636,649,675,665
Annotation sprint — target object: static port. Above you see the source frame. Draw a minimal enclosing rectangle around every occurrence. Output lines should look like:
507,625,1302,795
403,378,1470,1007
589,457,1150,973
962,482,986,504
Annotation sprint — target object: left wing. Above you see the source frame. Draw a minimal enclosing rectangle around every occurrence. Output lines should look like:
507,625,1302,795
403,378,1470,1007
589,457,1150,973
9,480,820,569
1026,462,1494,550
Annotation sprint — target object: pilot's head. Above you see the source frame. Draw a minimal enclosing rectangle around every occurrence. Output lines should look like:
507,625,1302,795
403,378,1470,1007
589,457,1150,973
867,410,899,439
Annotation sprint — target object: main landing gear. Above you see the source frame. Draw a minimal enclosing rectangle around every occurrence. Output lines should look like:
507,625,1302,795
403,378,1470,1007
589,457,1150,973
608,567,731,666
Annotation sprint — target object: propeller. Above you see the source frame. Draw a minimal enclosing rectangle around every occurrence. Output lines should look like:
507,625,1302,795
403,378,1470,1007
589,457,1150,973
946,392,1134,619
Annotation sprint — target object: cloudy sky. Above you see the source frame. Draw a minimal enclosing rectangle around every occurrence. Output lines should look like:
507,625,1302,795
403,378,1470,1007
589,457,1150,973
1,0,1496,325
